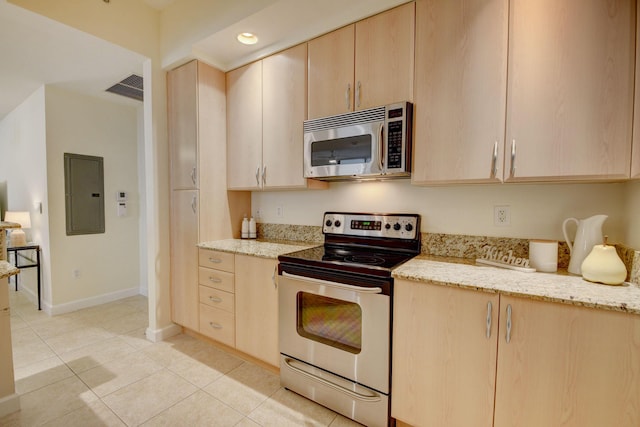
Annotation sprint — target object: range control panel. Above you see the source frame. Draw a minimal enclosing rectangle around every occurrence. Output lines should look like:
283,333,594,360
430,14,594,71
322,212,420,240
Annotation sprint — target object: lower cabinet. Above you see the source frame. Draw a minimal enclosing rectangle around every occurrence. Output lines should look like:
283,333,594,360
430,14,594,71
234,254,280,367
198,249,235,347
392,279,640,427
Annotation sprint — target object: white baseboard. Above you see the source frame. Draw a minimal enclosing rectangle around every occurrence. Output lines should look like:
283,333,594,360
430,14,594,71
145,323,182,342
46,287,141,316
0,393,20,418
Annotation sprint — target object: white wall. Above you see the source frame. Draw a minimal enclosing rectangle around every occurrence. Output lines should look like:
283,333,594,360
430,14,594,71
44,86,140,309
252,180,628,243
0,86,51,305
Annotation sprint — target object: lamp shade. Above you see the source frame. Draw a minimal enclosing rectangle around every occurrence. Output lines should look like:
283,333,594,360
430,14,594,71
4,211,31,228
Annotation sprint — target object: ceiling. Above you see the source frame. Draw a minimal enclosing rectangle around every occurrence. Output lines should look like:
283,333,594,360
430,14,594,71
0,0,408,120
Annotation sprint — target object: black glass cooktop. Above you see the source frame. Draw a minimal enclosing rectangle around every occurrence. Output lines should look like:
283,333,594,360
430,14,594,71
278,245,416,277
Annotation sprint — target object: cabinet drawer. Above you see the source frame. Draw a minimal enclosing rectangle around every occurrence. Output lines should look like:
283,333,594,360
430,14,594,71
199,285,234,313
198,267,234,293
199,304,235,347
198,249,234,272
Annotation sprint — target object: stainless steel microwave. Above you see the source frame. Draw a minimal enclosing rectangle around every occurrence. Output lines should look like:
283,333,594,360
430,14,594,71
303,102,413,181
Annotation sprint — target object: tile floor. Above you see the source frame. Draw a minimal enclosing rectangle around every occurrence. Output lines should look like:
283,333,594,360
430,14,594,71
0,284,363,426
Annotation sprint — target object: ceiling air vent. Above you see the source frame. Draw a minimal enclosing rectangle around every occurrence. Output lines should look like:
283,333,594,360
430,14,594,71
106,74,143,101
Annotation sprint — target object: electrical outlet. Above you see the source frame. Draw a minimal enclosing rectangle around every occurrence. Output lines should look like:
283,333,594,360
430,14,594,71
494,205,510,226
276,206,284,218
254,208,262,219
72,269,80,279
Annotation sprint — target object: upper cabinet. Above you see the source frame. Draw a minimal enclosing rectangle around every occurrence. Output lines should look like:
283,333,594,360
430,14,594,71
505,0,635,182
227,44,327,191
411,0,508,184
307,2,415,119
168,61,198,190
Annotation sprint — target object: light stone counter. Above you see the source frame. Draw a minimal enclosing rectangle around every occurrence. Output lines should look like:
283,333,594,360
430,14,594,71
198,239,317,260
393,256,640,314
0,261,18,280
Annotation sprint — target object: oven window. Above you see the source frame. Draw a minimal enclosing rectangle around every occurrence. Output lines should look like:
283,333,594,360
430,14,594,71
310,135,372,167
296,292,362,354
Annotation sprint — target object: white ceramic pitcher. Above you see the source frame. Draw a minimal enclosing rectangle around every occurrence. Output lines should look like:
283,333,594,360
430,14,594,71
562,214,608,275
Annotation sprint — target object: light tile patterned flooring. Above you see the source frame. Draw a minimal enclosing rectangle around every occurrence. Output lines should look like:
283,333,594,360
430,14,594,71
1,285,362,426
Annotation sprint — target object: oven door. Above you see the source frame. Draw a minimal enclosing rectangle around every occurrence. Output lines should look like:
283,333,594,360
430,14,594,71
278,271,390,394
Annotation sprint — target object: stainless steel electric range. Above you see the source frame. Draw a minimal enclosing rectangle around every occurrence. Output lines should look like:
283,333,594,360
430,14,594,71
278,212,421,427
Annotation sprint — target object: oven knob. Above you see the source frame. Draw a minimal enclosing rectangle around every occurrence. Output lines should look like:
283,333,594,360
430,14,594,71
325,220,332,227
334,220,341,227
393,223,401,231
405,223,414,232
385,223,391,230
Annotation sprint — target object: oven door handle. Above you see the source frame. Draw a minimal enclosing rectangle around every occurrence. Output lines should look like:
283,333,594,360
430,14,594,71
283,357,382,403
281,272,383,294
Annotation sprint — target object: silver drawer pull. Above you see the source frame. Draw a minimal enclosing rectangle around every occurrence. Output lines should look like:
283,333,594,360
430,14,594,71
209,322,222,329
209,277,222,283
208,258,221,263
505,304,512,343
486,301,492,339
208,296,222,303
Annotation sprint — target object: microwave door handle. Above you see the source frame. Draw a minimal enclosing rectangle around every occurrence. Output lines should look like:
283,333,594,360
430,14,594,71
281,271,383,294
378,124,385,172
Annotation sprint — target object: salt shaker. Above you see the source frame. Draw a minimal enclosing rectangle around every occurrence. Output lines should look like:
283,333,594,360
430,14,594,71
249,217,257,239
241,216,249,239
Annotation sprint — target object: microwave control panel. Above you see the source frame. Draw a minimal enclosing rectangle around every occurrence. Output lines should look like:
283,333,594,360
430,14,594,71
385,102,413,173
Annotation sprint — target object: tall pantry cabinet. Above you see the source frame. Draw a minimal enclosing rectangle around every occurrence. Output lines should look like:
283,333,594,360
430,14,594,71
168,60,250,331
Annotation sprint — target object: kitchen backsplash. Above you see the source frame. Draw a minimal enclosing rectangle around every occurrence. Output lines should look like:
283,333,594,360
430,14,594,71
257,223,639,284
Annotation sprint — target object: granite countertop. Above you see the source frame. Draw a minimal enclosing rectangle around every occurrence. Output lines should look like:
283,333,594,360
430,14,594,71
0,261,19,279
394,255,640,315
0,221,20,230
198,239,317,259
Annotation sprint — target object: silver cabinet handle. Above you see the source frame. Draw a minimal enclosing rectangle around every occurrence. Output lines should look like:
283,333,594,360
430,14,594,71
510,140,516,177
191,195,197,214
208,258,222,264
208,296,222,303
345,83,351,110
255,166,261,186
505,304,512,343
208,276,222,283
486,301,493,339
209,322,222,329
491,141,498,178
262,164,267,185
355,81,361,108
190,166,197,186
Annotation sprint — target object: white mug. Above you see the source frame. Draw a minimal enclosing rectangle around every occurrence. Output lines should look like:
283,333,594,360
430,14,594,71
529,240,558,273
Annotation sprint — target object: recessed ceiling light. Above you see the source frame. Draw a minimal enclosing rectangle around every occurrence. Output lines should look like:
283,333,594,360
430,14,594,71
237,32,258,45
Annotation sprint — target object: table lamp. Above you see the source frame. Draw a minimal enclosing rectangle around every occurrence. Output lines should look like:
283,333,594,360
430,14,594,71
4,211,31,247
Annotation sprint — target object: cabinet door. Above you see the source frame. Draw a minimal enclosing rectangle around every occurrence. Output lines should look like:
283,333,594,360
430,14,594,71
355,2,415,110
227,61,263,190
494,297,640,427
505,0,634,182
308,25,355,119
168,60,198,190
412,0,508,184
170,190,199,330
234,255,279,367
392,279,498,427
632,3,640,179
262,44,307,189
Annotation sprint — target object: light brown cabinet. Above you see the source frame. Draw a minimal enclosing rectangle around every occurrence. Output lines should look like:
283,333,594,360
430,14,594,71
392,279,498,427
234,254,279,367
168,60,250,330
411,0,508,184
493,296,640,427
198,249,235,347
632,2,640,180
393,280,640,427
227,44,325,191
504,0,635,182
307,2,415,119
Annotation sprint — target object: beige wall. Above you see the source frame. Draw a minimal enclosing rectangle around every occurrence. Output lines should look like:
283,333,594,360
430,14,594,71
8,0,173,333
45,86,140,308
253,181,629,244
